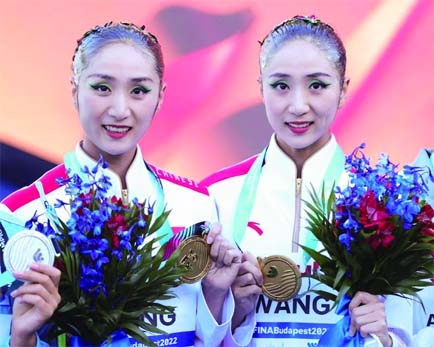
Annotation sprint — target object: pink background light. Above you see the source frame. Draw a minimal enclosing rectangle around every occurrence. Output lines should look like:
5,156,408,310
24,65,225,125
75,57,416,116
0,0,433,181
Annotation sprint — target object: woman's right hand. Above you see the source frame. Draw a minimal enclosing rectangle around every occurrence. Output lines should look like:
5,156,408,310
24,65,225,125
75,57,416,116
349,291,392,347
231,251,263,331
10,262,61,347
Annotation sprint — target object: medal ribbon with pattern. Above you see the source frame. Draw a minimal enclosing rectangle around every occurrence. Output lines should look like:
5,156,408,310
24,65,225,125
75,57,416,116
163,221,209,259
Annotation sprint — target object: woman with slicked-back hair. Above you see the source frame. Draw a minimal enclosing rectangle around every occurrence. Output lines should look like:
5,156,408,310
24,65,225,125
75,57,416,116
1,22,240,347
202,15,413,347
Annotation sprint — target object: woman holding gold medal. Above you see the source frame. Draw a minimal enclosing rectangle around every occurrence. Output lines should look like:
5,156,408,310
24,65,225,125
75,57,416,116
1,22,241,346
202,15,413,347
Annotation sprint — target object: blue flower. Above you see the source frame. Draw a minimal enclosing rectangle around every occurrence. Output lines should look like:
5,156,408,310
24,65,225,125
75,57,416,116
303,142,434,322
339,232,354,252
22,154,184,346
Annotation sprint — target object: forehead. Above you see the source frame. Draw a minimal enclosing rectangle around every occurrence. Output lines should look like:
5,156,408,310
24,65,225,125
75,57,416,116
263,39,338,77
83,42,158,78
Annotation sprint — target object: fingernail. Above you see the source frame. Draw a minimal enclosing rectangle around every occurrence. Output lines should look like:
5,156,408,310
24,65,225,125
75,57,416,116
29,262,40,269
206,234,213,244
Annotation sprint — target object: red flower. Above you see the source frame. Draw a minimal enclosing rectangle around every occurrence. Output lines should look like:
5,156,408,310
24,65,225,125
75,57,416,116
107,214,127,248
107,214,126,229
417,204,434,225
359,190,395,249
112,234,120,248
110,196,119,204
75,192,93,216
368,230,395,250
421,226,434,238
417,205,434,243
110,195,128,208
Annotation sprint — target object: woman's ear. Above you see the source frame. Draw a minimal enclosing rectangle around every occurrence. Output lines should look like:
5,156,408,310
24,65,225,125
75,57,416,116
154,82,166,115
71,78,79,110
258,76,264,97
338,78,350,108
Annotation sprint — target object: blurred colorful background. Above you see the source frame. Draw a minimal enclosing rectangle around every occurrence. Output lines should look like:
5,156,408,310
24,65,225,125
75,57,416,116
1,0,433,198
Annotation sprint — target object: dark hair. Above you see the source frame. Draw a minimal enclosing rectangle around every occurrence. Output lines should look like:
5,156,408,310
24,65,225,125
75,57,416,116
72,22,164,85
259,15,346,86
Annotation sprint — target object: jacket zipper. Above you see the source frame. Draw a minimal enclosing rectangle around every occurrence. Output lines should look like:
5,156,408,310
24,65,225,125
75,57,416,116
121,189,128,205
291,178,302,252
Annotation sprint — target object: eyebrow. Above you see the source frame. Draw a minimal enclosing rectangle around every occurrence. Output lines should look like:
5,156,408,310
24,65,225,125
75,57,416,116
306,72,332,79
267,72,333,79
86,74,154,83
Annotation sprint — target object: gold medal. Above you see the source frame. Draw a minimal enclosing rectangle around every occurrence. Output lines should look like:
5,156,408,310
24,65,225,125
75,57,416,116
259,255,301,302
176,236,211,283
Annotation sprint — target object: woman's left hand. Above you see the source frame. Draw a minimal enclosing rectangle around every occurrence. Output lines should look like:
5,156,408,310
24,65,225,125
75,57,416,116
201,223,241,323
203,223,241,291
349,291,392,347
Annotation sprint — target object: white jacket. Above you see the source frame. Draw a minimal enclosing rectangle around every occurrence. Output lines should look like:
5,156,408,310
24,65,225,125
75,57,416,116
1,144,233,347
202,135,412,347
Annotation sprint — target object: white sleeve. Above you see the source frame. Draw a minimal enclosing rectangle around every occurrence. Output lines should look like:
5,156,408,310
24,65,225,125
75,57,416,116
411,327,434,347
385,295,414,346
412,283,434,334
222,310,256,347
195,286,233,347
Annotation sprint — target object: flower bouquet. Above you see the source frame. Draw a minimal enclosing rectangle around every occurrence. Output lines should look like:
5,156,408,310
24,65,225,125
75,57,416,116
26,158,187,347
301,144,434,346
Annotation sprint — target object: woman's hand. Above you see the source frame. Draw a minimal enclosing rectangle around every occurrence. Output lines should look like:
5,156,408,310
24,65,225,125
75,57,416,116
349,291,392,347
10,262,61,347
202,223,242,323
231,251,263,331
